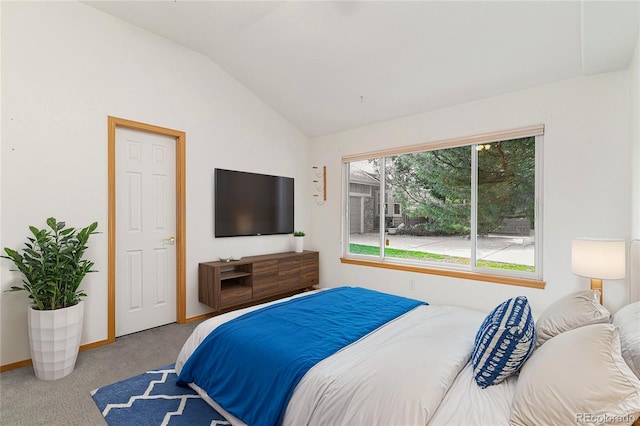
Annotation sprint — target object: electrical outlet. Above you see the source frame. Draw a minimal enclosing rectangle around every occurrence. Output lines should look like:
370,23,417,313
409,279,416,290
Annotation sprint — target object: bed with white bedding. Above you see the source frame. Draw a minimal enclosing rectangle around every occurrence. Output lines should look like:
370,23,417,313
176,286,640,426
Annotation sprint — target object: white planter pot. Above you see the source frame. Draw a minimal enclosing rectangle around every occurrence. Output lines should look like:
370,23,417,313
294,237,304,253
28,301,84,380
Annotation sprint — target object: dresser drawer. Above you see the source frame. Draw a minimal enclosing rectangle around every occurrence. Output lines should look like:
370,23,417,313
253,260,278,275
278,258,299,273
253,272,279,298
220,284,252,308
300,252,319,285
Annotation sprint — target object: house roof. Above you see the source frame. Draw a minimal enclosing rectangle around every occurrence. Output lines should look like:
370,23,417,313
349,168,380,186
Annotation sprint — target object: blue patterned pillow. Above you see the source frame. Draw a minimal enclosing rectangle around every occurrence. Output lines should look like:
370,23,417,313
472,296,536,388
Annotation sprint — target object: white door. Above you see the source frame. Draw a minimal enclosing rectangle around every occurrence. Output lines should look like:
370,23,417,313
349,196,363,233
115,127,177,336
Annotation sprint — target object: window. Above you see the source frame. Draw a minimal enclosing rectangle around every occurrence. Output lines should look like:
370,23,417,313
343,126,543,284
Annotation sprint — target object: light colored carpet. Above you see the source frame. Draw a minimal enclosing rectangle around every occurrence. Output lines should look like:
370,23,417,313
0,320,202,425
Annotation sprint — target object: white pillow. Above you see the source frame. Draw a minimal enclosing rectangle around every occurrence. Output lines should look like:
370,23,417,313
613,301,640,378
510,323,640,426
535,290,610,346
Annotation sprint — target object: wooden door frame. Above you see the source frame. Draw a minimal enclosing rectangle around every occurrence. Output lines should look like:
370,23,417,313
107,116,186,343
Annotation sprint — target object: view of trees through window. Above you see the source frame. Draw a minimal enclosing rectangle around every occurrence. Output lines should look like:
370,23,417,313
347,136,538,276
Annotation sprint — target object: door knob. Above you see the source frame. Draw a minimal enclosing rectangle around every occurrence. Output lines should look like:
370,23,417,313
163,236,176,245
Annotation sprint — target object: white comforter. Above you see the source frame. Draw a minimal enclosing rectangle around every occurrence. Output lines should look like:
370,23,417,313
429,363,516,425
176,291,489,425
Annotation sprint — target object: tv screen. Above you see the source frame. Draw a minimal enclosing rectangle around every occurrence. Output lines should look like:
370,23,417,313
215,169,294,237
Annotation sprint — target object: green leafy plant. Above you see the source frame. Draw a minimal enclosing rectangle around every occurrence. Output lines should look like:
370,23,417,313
2,218,99,310
294,231,305,237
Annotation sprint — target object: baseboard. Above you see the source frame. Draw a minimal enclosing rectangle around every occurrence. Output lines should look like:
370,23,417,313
0,316,210,373
0,338,111,373
0,358,32,373
185,312,216,323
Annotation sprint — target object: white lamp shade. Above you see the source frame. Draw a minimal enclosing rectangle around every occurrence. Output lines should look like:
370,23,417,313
571,239,626,279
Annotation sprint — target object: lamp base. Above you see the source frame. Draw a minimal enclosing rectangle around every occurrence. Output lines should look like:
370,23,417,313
590,278,603,304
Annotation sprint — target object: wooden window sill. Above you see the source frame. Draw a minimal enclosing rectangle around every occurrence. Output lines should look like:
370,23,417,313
340,257,545,289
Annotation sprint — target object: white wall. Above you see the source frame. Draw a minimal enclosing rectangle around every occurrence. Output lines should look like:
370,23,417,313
630,33,640,302
631,34,640,240
311,71,632,317
0,2,312,366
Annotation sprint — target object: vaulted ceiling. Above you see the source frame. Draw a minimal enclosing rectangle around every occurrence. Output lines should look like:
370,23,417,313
85,1,639,138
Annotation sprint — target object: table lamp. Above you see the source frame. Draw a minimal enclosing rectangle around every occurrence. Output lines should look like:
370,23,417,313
571,239,626,304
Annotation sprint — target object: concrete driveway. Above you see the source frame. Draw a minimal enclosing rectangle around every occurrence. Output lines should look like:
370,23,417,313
349,233,534,266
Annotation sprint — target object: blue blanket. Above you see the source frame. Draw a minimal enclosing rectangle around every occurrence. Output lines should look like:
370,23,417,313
178,286,425,426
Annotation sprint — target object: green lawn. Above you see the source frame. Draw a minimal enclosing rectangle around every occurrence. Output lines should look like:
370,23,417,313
349,243,534,272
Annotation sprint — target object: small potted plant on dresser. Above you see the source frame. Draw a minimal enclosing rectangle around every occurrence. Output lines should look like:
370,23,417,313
293,231,305,253
2,217,98,380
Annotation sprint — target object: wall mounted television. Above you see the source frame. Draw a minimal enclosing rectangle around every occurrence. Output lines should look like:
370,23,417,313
215,168,294,238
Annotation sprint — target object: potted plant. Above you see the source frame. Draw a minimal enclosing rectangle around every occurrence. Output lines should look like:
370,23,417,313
386,218,397,235
2,217,98,380
293,231,305,253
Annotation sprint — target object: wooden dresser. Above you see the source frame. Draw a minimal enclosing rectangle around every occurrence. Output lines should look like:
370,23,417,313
198,251,319,312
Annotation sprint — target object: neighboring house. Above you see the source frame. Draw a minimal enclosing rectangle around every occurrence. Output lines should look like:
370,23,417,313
349,168,379,234
348,169,403,233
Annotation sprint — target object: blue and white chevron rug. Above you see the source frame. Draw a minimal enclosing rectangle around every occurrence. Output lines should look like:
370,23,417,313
91,364,229,426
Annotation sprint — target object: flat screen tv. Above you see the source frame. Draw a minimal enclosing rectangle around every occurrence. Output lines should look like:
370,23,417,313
215,168,294,237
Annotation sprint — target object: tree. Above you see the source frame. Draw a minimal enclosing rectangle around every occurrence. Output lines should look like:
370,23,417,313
383,137,535,236
477,137,535,234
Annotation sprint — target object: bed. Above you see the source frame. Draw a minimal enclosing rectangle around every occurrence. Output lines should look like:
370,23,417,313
176,286,640,426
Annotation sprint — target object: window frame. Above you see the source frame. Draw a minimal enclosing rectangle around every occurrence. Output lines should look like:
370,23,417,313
341,125,545,289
